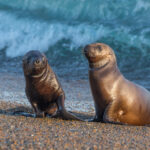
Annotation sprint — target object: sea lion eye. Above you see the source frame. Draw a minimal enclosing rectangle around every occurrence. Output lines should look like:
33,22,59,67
96,45,102,51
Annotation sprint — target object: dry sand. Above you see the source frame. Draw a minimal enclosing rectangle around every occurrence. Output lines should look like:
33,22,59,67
0,72,150,149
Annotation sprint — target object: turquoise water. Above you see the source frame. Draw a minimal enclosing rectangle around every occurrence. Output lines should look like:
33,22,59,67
0,0,150,85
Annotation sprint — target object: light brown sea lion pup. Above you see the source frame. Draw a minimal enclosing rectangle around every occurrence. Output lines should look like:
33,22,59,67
84,43,150,126
22,50,83,120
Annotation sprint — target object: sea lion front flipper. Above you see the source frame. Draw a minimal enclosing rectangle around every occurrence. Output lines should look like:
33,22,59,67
31,102,46,118
87,104,104,122
56,95,84,121
33,112,46,118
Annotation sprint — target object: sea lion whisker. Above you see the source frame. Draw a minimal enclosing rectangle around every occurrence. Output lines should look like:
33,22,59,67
32,67,46,78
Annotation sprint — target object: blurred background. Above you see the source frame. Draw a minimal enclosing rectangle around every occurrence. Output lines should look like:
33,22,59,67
0,0,150,88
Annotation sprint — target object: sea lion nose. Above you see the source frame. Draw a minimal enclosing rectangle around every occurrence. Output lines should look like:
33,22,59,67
34,59,41,65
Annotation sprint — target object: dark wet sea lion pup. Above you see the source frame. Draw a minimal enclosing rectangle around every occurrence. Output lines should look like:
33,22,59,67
22,50,82,120
84,43,150,126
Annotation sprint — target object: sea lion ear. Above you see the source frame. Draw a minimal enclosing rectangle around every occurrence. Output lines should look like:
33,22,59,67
84,45,90,53
22,55,27,63
42,53,47,61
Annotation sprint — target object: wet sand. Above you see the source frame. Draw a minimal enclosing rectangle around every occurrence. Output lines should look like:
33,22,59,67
0,72,150,149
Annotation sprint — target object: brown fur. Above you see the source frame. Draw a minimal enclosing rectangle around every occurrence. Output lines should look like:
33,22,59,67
84,43,150,125
22,50,82,120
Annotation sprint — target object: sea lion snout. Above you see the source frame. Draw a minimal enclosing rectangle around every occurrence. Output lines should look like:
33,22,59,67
33,57,44,68
83,43,116,68
84,43,109,64
84,44,102,56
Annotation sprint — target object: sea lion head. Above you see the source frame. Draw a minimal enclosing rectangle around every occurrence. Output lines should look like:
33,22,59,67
83,43,116,69
22,50,48,76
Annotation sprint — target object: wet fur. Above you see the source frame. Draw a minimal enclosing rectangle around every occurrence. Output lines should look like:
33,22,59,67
84,43,150,126
23,50,83,120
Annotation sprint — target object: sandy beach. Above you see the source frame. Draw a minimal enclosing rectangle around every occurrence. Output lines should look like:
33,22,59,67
0,72,150,149
1,0,150,149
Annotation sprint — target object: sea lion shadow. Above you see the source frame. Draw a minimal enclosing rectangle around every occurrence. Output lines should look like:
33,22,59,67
0,106,92,120
69,111,93,120
0,106,34,117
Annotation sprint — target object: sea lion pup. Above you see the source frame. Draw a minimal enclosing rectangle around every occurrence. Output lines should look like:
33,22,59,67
22,50,82,120
84,43,150,126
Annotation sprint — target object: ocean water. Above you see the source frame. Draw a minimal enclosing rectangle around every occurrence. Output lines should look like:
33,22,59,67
0,0,150,87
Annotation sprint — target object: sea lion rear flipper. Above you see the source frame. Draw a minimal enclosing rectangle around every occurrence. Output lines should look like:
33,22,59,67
56,95,84,121
103,101,124,125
